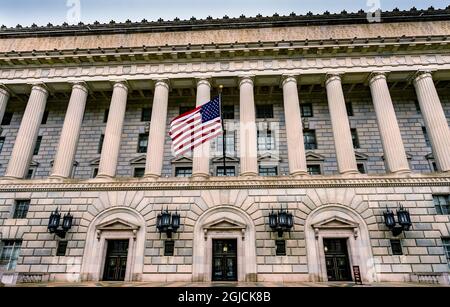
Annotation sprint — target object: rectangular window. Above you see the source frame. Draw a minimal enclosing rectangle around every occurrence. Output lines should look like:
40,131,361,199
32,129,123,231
221,105,235,120
92,168,99,178
216,132,235,153
26,168,34,180
179,106,192,115
33,136,42,155
300,103,313,118
133,167,145,178
56,241,68,256
307,165,321,175
103,109,109,123
390,239,403,255
1,112,13,125
175,167,192,177
137,134,148,153
431,161,438,172
13,200,30,219
257,130,275,151
0,240,22,271
256,105,274,119
422,127,431,147
351,128,360,149
303,129,317,150
216,166,236,177
164,240,175,256
0,136,5,154
258,166,278,176
357,163,366,174
141,108,151,122
276,239,286,256
41,110,49,125
346,102,354,117
98,134,104,154
433,195,450,215
443,238,450,267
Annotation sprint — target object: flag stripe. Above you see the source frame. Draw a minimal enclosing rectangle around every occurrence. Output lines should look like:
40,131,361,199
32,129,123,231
174,129,223,156
172,118,221,145
169,111,201,132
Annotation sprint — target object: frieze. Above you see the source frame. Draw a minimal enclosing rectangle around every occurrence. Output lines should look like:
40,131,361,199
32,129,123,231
0,175,449,192
0,54,449,85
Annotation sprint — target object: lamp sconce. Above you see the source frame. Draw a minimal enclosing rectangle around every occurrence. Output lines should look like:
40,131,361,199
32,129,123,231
268,206,294,238
383,204,412,237
47,208,73,239
156,208,181,239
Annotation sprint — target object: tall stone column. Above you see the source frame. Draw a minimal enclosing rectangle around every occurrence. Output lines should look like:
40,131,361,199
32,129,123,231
145,79,169,178
192,78,211,179
50,82,88,179
97,81,128,178
369,73,410,174
239,76,258,176
4,84,48,179
413,71,450,172
325,74,358,175
0,85,10,124
281,75,307,176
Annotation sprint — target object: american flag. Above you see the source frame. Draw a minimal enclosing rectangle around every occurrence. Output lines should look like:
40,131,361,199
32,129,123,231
169,96,223,156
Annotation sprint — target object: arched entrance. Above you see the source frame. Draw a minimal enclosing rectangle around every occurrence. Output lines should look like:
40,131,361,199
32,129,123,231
305,204,377,283
192,206,257,282
80,207,146,282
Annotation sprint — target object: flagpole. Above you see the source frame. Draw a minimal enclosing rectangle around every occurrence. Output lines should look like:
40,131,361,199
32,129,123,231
219,85,227,176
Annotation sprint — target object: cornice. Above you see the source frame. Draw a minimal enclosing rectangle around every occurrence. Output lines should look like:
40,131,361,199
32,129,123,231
0,175,449,192
1,36,449,68
1,7,449,38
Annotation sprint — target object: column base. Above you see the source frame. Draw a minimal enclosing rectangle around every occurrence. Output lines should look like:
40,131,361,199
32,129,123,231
144,173,160,180
291,171,308,178
390,169,412,176
94,174,114,181
240,172,258,177
192,172,210,180
1,175,22,181
339,170,360,177
48,174,67,182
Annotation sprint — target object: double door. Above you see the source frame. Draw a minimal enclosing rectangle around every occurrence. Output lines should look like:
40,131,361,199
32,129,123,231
323,238,352,281
103,240,129,281
212,239,237,281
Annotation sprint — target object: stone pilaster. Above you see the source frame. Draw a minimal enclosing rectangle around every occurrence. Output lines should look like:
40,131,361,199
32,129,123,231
413,71,450,172
97,81,128,178
325,73,358,175
192,78,212,179
0,85,10,125
369,73,410,174
239,76,258,176
145,79,170,178
50,82,88,179
281,75,307,176
4,84,48,179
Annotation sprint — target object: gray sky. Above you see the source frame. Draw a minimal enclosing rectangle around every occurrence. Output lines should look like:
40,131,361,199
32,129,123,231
0,0,448,27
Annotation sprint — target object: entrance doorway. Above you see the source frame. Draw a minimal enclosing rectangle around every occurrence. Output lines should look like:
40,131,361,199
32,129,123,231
103,240,129,281
212,239,238,281
323,238,352,281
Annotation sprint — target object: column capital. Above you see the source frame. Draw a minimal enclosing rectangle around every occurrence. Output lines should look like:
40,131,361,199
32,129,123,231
111,80,129,91
69,81,89,93
412,70,434,84
28,83,49,96
281,75,298,87
239,75,255,87
324,72,344,85
0,84,10,98
154,78,170,90
195,77,211,88
368,71,389,85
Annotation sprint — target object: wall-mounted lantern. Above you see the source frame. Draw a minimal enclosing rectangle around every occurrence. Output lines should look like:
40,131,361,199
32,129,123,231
268,207,294,237
383,204,412,236
47,208,73,238
156,209,180,239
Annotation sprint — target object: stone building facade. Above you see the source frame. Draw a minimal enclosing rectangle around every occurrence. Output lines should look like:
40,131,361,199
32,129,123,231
0,7,450,284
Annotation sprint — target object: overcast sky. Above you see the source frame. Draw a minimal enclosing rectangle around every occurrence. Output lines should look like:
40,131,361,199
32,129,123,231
0,0,448,27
